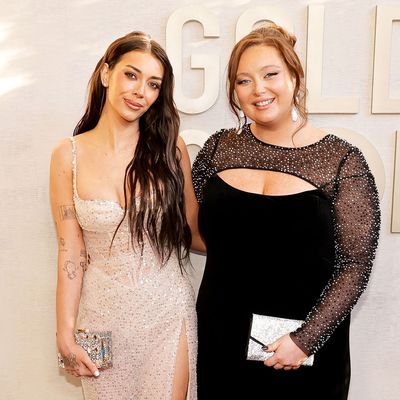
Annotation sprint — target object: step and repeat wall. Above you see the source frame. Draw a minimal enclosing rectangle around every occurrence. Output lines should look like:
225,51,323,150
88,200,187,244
0,0,399,399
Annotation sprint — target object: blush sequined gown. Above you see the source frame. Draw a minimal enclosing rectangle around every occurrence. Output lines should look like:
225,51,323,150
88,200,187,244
69,137,197,400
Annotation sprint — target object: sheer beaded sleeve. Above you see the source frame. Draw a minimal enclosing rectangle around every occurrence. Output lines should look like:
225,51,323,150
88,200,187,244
192,130,224,203
290,147,381,355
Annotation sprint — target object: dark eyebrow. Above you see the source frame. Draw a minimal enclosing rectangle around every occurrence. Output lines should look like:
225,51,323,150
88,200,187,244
126,64,163,81
260,64,281,69
236,64,282,77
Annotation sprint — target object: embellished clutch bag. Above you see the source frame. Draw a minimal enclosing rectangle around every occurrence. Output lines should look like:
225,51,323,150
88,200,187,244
246,314,314,366
58,329,113,370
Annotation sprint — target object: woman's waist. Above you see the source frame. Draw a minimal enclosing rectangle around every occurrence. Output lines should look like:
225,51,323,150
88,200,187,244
202,252,334,280
82,255,190,289
197,270,329,318
84,244,164,265
196,290,312,322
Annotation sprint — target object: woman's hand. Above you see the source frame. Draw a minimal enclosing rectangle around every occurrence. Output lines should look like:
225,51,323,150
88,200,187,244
57,334,100,378
263,333,308,371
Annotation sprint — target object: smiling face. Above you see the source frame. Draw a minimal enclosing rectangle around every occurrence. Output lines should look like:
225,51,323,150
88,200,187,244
101,50,164,123
235,45,296,128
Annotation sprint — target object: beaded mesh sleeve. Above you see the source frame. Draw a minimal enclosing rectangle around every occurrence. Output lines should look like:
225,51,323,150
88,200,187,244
192,124,381,356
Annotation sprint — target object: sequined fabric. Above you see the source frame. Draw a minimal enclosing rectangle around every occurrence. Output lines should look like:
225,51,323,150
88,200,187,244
69,137,197,400
192,124,380,356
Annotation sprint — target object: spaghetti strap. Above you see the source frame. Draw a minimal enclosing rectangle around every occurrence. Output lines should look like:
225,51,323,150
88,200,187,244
69,136,78,197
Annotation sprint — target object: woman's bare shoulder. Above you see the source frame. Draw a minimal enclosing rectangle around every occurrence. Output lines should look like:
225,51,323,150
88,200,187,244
51,137,73,166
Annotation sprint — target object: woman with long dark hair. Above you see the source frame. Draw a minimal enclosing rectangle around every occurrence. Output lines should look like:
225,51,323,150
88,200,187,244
50,32,202,399
192,24,380,399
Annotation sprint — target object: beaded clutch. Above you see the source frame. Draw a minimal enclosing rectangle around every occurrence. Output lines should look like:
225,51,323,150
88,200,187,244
58,329,113,370
246,314,314,366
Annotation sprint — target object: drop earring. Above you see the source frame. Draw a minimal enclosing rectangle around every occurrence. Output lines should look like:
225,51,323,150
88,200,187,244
291,105,299,122
237,109,247,134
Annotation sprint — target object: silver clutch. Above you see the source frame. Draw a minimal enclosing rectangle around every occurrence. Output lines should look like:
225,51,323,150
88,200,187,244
58,328,113,370
246,313,314,366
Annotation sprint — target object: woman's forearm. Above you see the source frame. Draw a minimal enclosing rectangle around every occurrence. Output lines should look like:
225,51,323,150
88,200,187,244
56,243,86,345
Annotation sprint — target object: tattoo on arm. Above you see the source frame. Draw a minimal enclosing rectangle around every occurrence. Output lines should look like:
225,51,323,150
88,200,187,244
59,205,76,221
79,249,89,273
80,260,87,273
59,237,67,252
63,260,78,280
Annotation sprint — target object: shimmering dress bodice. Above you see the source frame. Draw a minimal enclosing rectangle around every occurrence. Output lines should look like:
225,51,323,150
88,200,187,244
70,137,197,400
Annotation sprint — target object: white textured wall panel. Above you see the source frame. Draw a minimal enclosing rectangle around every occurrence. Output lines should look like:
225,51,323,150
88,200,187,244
0,1,399,399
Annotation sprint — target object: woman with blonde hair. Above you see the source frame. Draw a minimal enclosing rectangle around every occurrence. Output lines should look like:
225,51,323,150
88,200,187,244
192,24,380,399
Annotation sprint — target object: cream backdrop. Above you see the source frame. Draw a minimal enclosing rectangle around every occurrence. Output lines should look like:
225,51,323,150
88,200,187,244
1,0,399,399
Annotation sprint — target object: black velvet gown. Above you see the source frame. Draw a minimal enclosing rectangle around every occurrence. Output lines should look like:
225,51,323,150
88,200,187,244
192,124,380,400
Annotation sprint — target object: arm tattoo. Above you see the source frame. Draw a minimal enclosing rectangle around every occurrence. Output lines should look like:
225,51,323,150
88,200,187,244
59,205,76,220
63,260,78,280
80,260,87,273
79,249,90,273
59,237,67,252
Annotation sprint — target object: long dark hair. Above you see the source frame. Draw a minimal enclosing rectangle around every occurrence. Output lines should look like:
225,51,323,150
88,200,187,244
227,24,307,132
74,32,191,270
